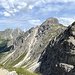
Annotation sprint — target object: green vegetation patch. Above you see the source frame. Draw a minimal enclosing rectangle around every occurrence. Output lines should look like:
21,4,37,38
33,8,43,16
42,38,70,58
0,40,8,47
15,68,38,75
10,52,27,66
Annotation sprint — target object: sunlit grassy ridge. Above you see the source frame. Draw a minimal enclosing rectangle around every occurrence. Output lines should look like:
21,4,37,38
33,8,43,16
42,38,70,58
10,52,27,66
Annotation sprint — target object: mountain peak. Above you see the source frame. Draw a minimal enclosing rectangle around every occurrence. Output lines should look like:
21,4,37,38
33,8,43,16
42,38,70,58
46,17,59,24
14,28,21,31
4,28,13,32
41,17,59,27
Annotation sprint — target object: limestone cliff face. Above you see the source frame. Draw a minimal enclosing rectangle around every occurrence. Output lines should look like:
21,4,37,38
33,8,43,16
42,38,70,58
39,22,75,75
0,18,66,72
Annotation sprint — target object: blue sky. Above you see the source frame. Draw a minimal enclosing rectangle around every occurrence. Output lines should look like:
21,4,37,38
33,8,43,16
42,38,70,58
0,0,75,31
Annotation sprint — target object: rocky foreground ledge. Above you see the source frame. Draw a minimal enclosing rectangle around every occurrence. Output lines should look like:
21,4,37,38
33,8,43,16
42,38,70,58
0,68,17,75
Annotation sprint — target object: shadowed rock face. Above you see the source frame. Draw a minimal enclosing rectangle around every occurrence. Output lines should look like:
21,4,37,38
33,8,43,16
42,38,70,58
39,22,75,75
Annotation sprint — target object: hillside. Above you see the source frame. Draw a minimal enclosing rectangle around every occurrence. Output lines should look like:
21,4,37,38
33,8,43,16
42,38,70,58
0,17,66,75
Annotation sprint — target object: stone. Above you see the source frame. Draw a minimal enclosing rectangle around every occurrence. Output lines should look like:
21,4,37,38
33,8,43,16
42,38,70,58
59,63,74,72
8,71,18,75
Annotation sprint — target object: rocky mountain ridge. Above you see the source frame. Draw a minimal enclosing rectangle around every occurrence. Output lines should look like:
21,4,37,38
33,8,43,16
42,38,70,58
39,21,75,75
0,17,66,74
0,28,23,53
0,28,23,40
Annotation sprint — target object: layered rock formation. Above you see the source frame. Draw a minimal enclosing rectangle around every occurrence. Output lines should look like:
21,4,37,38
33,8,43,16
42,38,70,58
39,22,75,75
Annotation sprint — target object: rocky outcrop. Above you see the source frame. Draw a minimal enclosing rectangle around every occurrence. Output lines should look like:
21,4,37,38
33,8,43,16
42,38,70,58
39,22,75,75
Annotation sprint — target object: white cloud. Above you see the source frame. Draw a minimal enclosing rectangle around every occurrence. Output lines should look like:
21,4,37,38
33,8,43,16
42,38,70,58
17,2,27,9
43,0,75,3
40,6,60,13
28,19,42,25
17,6,22,9
36,4,63,14
13,9,19,12
8,0,15,3
3,12,11,17
0,0,75,17
0,18,23,27
0,0,27,16
28,5,34,9
58,17,75,25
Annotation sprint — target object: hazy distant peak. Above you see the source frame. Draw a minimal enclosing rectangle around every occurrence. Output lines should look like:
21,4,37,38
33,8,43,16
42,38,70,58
4,28,13,31
14,28,21,31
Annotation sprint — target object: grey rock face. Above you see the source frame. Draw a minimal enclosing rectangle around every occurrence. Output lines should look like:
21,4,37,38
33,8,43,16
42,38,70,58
39,22,75,75
11,18,65,68
0,28,13,39
0,28,23,53
0,28,23,40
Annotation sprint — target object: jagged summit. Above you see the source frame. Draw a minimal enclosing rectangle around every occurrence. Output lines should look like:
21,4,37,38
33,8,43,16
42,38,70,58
46,17,59,24
42,17,59,27
4,28,13,31
14,28,22,32
0,28,23,40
